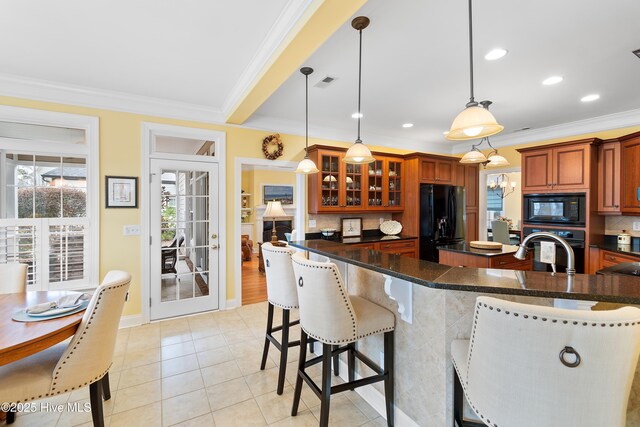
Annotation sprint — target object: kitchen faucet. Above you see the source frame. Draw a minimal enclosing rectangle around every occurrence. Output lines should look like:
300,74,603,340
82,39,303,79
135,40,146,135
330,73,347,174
514,232,576,276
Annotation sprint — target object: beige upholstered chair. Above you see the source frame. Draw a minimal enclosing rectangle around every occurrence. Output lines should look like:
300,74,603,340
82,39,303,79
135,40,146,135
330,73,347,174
0,263,28,294
0,270,131,427
490,220,511,245
452,296,640,427
260,243,301,395
290,252,396,427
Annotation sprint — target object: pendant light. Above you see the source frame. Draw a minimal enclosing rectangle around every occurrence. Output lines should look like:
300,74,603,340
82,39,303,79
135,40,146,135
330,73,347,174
459,101,509,167
343,16,375,165
295,67,320,174
446,0,504,141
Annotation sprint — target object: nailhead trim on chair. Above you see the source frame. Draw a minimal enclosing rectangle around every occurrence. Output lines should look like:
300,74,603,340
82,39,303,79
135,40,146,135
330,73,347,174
456,301,640,427
292,257,395,345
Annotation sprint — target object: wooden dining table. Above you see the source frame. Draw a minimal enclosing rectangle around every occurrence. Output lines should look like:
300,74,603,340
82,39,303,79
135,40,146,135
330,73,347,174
0,291,86,366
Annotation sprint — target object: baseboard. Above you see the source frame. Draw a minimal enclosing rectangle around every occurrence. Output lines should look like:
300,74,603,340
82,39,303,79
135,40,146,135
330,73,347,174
312,347,418,427
119,314,143,329
225,299,238,309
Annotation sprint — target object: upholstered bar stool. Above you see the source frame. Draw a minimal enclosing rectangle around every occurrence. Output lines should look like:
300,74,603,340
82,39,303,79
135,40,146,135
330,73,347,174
452,296,640,427
290,252,396,427
259,242,304,395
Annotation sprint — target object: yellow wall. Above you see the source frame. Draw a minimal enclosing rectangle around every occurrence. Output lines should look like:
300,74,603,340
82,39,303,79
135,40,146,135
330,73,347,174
0,95,412,316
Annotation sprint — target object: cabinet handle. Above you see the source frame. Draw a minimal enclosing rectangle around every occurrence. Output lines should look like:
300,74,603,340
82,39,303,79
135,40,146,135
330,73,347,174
607,255,616,261
614,205,620,208
498,261,507,265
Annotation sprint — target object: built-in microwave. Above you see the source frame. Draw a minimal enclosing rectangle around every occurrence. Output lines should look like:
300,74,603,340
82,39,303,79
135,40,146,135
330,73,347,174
523,193,586,226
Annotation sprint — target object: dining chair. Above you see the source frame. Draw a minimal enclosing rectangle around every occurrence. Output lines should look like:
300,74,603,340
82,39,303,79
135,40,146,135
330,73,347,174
452,296,640,427
0,270,131,427
0,263,28,294
490,220,511,245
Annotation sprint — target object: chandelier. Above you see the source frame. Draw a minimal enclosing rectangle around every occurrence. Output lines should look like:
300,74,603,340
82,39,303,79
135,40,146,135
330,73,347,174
488,173,516,198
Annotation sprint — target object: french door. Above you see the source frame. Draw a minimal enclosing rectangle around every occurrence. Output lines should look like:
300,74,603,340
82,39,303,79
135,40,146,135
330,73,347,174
150,158,219,320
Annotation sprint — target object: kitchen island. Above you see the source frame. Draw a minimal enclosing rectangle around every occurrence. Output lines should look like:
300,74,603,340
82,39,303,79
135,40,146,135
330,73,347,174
289,239,640,426
438,242,533,270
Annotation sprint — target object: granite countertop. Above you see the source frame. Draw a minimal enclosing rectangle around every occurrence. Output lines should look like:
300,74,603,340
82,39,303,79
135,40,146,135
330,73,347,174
290,239,640,304
305,233,417,245
438,242,520,257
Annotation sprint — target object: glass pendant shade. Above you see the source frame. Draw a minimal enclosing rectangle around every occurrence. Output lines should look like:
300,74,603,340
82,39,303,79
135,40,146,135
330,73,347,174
446,106,504,141
295,157,319,174
487,153,509,167
343,141,375,164
459,149,487,164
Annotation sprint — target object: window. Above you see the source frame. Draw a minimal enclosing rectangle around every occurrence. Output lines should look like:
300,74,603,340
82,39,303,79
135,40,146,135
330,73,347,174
0,107,99,290
487,187,504,212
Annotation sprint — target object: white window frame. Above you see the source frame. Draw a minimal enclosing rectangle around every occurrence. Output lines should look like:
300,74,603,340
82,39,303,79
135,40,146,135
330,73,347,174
0,106,99,290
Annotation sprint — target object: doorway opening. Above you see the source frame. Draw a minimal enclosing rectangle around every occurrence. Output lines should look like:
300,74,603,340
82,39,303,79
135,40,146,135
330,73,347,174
479,167,521,244
235,158,304,307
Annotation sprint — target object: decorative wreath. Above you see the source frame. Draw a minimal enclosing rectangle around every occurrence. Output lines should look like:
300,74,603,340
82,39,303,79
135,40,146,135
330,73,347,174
262,133,284,160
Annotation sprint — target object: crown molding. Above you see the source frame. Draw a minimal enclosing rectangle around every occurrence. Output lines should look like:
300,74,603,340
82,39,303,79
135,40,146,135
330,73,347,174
0,73,226,124
244,114,453,154
221,0,313,117
451,108,640,153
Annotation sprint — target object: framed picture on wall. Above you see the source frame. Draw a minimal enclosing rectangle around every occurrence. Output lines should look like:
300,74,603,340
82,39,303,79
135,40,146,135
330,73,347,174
262,184,294,205
341,217,363,238
105,176,138,208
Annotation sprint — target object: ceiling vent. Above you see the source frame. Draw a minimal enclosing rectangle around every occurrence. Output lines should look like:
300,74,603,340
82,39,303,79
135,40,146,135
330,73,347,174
314,76,337,88
634,48,640,59
513,127,531,133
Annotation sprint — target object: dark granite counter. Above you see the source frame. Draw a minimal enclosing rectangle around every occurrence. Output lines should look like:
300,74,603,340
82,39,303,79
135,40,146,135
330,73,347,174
438,242,519,257
589,235,640,258
305,232,417,245
290,239,640,304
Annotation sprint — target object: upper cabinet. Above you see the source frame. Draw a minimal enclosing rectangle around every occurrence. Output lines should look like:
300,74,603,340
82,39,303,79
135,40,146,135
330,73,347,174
518,139,598,193
306,146,403,214
420,158,454,184
620,132,640,214
597,140,621,214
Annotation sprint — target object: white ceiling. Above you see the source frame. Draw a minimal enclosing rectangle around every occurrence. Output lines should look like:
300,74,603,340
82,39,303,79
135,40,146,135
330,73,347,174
0,0,290,108
249,0,640,152
1,0,639,154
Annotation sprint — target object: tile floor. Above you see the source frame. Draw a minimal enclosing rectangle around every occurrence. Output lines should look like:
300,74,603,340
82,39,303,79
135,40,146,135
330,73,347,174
3,302,385,427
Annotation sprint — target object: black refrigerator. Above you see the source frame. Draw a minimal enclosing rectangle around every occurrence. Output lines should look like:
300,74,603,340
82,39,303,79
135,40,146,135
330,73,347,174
419,184,466,262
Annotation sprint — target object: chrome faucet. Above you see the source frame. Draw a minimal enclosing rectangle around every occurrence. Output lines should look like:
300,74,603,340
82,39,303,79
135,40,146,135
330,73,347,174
514,232,576,276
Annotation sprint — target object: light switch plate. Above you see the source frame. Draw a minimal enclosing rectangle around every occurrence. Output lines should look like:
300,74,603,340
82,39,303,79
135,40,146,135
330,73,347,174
123,225,141,236
308,219,316,228
633,222,640,231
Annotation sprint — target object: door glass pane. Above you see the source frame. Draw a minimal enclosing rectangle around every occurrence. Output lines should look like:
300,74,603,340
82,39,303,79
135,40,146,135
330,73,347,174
160,168,210,302
368,160,383,206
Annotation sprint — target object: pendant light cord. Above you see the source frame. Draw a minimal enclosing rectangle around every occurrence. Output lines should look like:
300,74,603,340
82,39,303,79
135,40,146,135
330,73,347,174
305,72,309,157
356,28,363,143
467,0,475,105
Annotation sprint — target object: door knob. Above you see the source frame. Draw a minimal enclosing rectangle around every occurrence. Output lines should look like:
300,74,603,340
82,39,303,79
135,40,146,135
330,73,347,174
211,233,217,239
211,244,219,249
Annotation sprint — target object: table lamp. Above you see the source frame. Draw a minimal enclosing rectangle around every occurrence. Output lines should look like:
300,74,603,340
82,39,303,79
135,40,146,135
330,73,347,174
263,201,287,243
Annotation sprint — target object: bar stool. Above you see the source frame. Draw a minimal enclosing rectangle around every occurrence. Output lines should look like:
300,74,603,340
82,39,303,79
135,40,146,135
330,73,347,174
290,252,396,427
452,296,640,427
260,242,302,395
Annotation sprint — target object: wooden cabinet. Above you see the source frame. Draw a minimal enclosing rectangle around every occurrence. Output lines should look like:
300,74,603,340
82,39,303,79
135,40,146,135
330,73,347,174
439,249,532,270
599,249,639,269
597,140,621,214
620,132,640,214
307,146,404,214
350,239,418,258
519,140,597,193
420,158,454,184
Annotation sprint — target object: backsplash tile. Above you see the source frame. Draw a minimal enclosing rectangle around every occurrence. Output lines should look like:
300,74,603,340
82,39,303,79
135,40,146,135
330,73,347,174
605,216,640,237
307,213,393,233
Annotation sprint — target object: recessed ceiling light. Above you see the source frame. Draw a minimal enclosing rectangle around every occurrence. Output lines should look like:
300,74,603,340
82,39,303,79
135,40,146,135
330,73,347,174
402,123,414,128
484,48,508,61
580,94,600,102
351,112,363,119
542,76,563,85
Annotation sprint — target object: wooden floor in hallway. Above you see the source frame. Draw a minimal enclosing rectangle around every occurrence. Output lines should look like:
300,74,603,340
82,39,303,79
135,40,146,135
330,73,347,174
242,256,267,305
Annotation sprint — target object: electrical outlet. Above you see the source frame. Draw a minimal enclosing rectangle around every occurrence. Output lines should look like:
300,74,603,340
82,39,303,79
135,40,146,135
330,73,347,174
633,222,640,231
123,225,141,236
308,219,317,228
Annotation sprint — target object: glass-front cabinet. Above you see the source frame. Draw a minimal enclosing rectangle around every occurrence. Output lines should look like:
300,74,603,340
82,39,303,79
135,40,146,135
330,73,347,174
307,146,403,214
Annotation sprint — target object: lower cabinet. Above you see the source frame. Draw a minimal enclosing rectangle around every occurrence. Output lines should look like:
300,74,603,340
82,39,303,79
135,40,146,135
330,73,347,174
439,249,533,270
599,249,639,269
350,239,418,258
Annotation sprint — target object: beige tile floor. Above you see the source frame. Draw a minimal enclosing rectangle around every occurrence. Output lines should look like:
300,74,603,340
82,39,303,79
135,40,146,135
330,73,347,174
3,302,385,427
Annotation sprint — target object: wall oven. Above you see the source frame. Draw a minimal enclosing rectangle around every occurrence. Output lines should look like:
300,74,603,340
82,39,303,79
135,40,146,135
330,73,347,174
522,227,585,274
523,193,586,226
